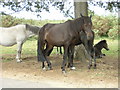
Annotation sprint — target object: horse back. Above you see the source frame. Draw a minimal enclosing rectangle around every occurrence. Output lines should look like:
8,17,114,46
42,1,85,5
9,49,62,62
44,22,74,46
0,25,27,46
0,24,26,33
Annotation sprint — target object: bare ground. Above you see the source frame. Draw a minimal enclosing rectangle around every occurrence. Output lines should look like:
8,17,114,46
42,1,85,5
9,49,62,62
2,54,118,88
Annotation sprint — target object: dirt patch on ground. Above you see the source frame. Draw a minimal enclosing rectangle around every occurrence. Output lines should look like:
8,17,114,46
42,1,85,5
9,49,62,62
2,54,118,88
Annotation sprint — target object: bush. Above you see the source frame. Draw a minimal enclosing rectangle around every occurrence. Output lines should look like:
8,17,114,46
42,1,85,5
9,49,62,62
1,15,22,27
1,15,118,39
108,25,119,39
1,15,65,27
92,15,118,39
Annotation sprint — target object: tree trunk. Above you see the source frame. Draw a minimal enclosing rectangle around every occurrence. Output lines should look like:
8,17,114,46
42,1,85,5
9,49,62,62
74,1,89,61
74,1,88,18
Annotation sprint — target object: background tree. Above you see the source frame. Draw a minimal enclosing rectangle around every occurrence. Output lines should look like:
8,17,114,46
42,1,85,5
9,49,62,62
0,0,119,17
74,1,89,61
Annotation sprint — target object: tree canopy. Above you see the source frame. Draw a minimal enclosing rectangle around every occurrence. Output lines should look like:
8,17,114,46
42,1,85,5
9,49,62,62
89,0,119,12
0,0,119,18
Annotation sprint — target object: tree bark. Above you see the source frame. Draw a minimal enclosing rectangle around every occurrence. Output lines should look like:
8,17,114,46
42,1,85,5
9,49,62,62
74,1,89,61
74,1,88,18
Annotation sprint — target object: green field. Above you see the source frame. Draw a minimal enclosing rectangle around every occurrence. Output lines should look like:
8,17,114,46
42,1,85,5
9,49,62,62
1,15,119,59
0,37,118,62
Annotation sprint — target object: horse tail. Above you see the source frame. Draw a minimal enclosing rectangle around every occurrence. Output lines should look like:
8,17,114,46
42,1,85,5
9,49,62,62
37,25,46,62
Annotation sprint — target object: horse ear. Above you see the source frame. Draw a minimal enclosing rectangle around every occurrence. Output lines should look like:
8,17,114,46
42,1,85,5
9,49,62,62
26,24,29,26
103,40,106,42
25,24,29,29
90,15,92,18
80,13,83,17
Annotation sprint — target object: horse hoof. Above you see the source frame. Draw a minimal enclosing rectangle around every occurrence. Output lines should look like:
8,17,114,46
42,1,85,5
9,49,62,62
88,65,92,69
42,67,46,71
17,59,22,63
88,66,91,69
103,54,106,56
48,67,53,70
94,65,97,69
70,67,76,70
62,71,67,77
62,70,66,74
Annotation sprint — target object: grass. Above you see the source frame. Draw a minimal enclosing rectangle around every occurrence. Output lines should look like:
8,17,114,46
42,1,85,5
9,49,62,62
0,38,118,62
0,40,37,55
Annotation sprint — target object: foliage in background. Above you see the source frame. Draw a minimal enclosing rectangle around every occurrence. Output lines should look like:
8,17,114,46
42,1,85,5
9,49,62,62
92,15,119,39
0,1,119,17
1,14,119,39
1,15,65,27
1,15,21,27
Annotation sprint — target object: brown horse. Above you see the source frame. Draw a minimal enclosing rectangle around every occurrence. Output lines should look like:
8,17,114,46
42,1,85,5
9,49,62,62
46,29,96,69
37,14,96,73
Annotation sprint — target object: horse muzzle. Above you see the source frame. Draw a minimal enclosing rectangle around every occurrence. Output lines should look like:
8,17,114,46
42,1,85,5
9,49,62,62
106,48,109,51
87,34,93,40
86,31,93,40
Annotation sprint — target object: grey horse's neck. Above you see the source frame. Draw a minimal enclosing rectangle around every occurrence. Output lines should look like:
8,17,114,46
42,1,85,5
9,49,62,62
25,24,41,35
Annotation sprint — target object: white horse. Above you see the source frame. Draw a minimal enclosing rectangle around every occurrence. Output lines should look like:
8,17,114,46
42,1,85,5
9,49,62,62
0,24,41,62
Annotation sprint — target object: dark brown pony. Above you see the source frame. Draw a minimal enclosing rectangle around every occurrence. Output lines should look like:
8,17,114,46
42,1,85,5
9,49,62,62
46,30,96,69
37,14,96,73
68,30,96,69
94,40,109,58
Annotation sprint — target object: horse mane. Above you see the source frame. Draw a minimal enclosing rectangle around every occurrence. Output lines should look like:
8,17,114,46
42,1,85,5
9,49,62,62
94,40,106,49
96,40,106,45
26,24,41,35
69,17,84,35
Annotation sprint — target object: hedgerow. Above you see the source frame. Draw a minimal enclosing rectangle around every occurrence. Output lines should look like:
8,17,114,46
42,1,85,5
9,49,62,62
1,15,119,39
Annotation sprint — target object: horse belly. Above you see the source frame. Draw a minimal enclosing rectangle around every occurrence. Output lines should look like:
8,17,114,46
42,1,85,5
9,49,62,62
46,31,69,46
0,36,16,46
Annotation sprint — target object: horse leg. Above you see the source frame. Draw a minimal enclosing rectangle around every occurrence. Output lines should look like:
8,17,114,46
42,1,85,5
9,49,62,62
81,33,92,69
67,46,75,69
69,46,75,70
87,44,94,69
44,44,53,70
102,53,106,56
100,50,103,58
67,47,71,68
56,47,59,55
45,47,53,56
83,42,92,69
87,51,93,69
60,47,62,55
42,62,46,70
93,48,96,69
56,47,62,55
97,50,102,58
16,42,23,63
61,45,69,73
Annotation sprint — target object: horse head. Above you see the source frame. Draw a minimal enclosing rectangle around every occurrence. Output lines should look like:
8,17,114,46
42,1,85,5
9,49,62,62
80,14,93,40
102,40,109,50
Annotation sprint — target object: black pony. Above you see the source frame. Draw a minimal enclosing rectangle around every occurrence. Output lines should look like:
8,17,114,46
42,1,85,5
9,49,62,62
93,40,109,58
37,14,96,73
